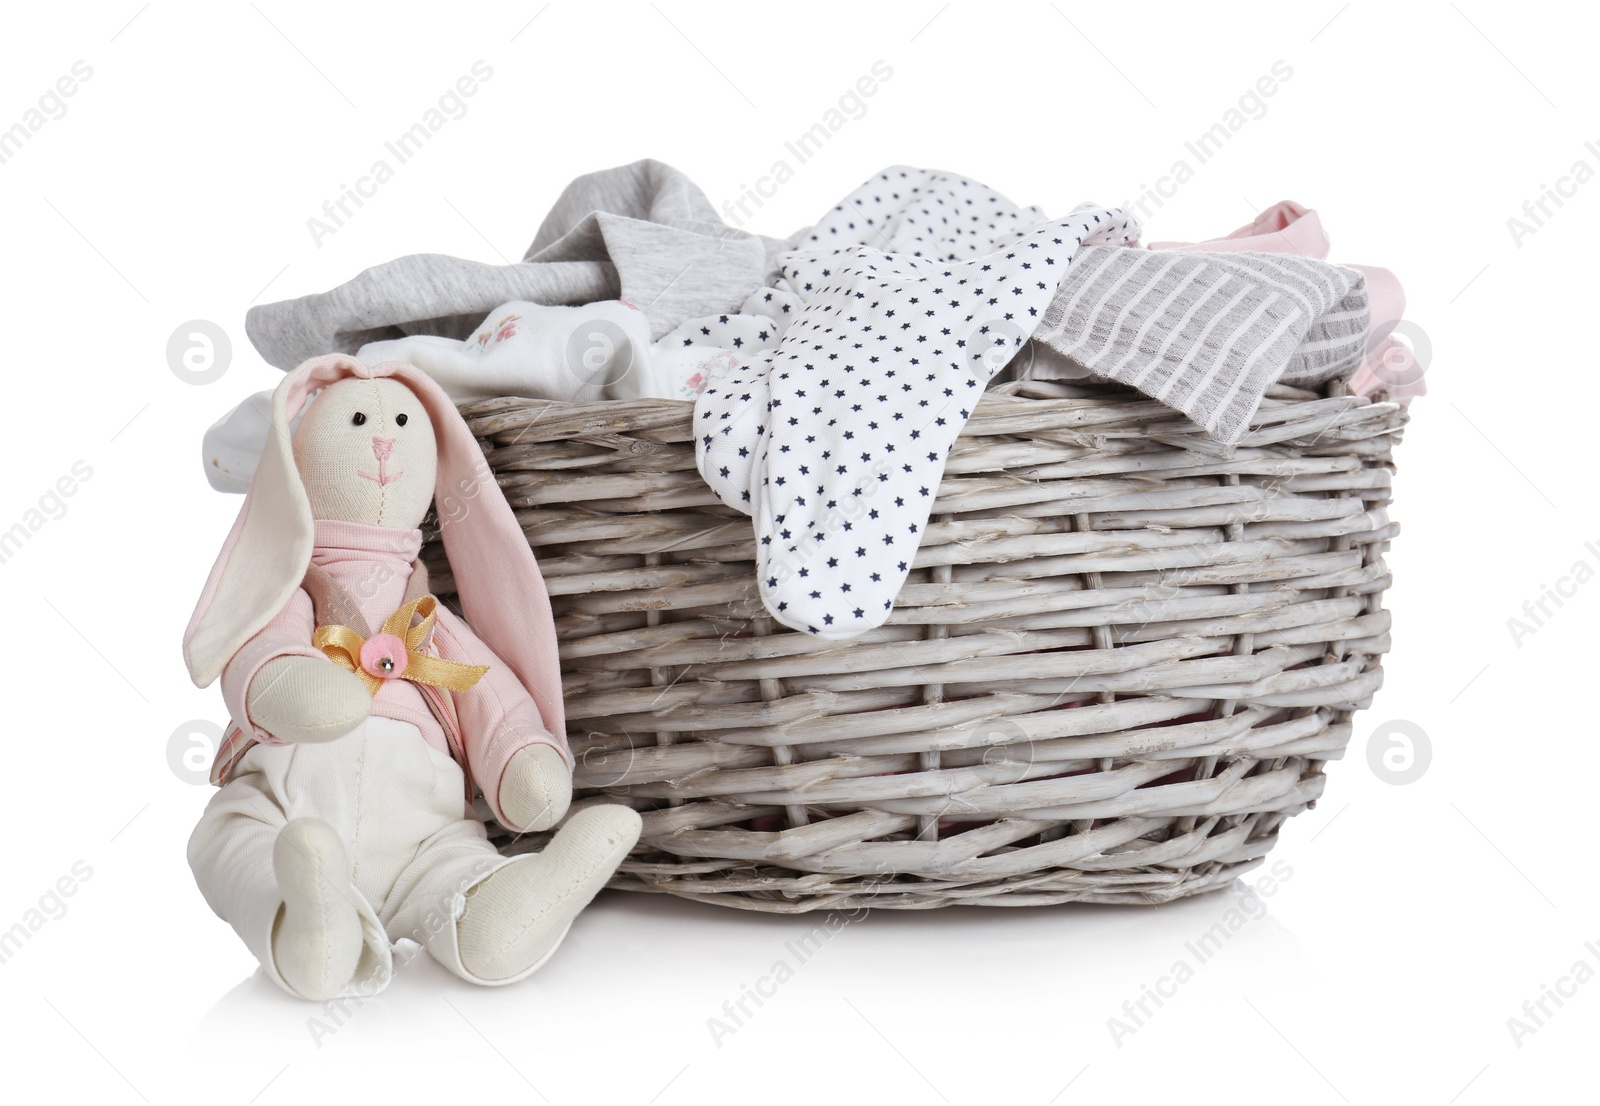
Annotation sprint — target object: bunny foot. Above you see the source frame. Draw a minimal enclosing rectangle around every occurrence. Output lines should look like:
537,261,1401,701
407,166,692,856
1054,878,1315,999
271,818,364,1000
456,804,641,983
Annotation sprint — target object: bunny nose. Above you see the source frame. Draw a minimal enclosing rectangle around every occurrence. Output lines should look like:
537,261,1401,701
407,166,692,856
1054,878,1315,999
370,436,395,461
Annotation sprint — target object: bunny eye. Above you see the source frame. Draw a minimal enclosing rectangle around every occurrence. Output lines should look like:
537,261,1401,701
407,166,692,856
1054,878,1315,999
395,413,409,427
351,412,367,426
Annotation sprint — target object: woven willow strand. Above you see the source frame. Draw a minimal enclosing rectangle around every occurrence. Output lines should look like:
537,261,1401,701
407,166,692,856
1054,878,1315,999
428,378,1405,912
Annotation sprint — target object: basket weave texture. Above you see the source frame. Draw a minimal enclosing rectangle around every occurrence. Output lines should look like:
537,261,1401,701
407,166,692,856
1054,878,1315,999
426,378,1405,912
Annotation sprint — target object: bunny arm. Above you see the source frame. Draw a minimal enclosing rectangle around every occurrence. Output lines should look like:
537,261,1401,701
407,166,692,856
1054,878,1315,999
220,590,336,746
428,605,574,830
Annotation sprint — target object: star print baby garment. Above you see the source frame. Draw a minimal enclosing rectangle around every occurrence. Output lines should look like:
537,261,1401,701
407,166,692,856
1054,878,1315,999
651,285,807,400
695,168,1135,639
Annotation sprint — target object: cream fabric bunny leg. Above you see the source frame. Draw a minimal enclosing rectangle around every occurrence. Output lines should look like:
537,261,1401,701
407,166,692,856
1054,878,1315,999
190,715,509,999
455,804,641,982
271,819,365,1000
190,719,632,996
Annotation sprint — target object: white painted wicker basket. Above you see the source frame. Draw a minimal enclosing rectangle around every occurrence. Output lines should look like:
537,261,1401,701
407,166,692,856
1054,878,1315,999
427,376,1404,912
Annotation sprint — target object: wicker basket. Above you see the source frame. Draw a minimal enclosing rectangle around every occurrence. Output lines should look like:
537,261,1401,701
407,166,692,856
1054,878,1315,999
425,376,1405,912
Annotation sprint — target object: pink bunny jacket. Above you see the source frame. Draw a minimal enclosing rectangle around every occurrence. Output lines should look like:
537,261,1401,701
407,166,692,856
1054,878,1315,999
221,518,558,827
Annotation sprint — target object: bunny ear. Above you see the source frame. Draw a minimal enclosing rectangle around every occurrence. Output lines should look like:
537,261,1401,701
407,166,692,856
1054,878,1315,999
366,360,568,747
182,355,368,686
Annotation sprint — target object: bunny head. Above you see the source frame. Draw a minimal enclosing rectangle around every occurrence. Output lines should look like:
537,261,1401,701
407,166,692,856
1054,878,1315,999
183,354,565,742
293,377,437,529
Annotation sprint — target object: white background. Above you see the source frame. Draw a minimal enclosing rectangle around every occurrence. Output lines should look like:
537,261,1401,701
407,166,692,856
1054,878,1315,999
1,1,1594,1102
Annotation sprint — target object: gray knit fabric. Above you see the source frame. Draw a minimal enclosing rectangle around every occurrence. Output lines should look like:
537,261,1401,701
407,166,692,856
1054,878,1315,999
1028,248,1370,443
245,159,797,368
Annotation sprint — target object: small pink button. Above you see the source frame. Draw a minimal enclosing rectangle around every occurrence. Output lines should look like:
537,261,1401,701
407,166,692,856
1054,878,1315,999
359,633,409,680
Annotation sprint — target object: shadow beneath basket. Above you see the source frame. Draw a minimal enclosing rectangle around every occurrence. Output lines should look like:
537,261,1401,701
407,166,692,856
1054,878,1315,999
184,878,1303,1095
600,871,1303,986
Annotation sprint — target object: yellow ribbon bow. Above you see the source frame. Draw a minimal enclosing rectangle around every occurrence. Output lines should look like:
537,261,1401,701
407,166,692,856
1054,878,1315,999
313,595,489,696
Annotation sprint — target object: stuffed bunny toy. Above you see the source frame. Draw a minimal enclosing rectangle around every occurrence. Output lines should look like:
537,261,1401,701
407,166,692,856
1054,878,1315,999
183,353,640,1001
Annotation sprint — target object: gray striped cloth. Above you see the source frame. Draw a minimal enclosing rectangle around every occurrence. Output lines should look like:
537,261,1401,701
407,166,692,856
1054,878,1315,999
1027,248,1370,443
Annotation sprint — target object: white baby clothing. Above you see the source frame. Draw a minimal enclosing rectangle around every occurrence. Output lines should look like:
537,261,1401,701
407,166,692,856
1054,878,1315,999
650,284,806,400
204,298,721,492
358,299,660,403
201,389,286,494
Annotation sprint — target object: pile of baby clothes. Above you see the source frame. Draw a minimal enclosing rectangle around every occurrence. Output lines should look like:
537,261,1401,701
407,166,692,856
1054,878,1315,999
218,159,1421,641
